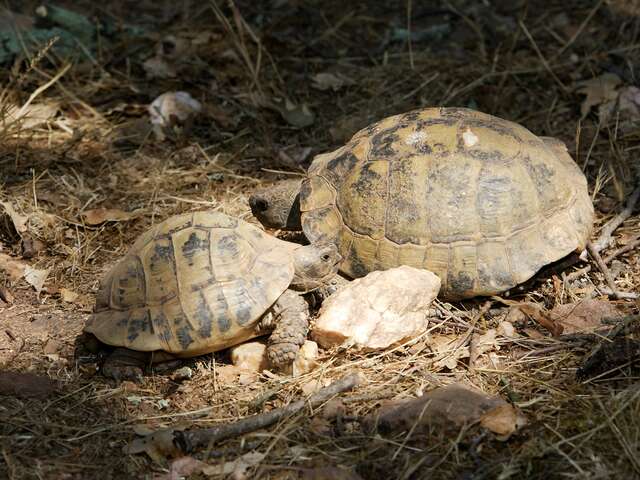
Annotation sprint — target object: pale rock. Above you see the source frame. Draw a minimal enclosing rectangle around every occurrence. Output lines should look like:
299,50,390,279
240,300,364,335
230,341,268,372
312,266,441,350
293,340,319,376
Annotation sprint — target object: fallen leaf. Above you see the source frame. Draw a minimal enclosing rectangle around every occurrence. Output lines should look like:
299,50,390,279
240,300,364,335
6,102,59,129
550,299,622,334
321,398,346,420
124,428,182,462
0,372,58,398
309,416,332,436
368,383,525,439
149,91,202,127
0,252,26,281
0,285,14,304
143,56,177,79
498,300,562,336
302,466,364,480
617,85,640,121
60,287,80,303
311,72,355,91
480,403,527,438
497,321,517,338
216,365,242,384
0,200,28,234
23,266,49,294
430,334,470,370
21,234,46,258
81,208,137,225
575,73,622,120
201,451,265,478
274,98,315,128
469,329,498,367
155,456,210,480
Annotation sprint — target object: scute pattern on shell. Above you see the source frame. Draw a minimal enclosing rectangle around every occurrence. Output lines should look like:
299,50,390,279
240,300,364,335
300,107,594,299
84,211,294,357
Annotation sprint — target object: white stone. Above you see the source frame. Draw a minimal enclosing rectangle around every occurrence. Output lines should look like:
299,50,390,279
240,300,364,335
311,266,441,350
293,341,319,376
230,341,268,372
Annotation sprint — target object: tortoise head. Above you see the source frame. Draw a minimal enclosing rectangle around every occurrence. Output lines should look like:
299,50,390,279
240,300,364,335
290,243,341,292
249,179,303,231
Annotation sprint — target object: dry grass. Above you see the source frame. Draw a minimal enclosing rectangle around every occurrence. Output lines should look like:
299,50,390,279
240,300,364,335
1,0,639,478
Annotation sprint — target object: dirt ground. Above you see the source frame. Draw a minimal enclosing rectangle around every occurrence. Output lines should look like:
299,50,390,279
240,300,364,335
1,1,640,479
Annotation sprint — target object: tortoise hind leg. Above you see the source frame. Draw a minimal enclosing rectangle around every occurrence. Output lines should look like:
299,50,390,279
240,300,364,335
267,290,310,373
102,348,149,382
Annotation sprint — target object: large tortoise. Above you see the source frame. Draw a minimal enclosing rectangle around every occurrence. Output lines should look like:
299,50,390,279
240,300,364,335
82,211,340,380
250,107,594,299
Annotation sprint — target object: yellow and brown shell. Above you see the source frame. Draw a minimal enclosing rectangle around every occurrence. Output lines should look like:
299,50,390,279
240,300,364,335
300,107,594,299
84,212,294,356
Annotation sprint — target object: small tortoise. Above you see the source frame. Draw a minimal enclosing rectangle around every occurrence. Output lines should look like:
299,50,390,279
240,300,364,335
82,211,340,380
250,107,594,299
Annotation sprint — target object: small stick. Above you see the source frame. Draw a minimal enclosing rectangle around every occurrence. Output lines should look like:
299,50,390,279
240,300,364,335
564,234,640,283
174,373,362,452
603,235,640,264
587,241,622,299
589,184,640,256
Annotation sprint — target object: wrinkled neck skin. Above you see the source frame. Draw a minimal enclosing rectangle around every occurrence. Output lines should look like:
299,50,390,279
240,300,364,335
249,179,302,231
289,243,341,293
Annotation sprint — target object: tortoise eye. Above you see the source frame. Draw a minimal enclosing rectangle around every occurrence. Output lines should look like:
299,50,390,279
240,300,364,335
321,254,331,262
250,197,269,212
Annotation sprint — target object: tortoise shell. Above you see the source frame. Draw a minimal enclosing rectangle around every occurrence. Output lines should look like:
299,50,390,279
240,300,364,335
300,107,594,299
84,211,294,357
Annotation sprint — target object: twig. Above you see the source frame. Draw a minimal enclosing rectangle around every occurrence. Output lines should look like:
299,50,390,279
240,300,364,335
589,183,640,255
603,234,640,264
555,0,604,57
174,373,362,452
519,20,568,93
577,315,640,379
16,63,71,118
587,241,622,299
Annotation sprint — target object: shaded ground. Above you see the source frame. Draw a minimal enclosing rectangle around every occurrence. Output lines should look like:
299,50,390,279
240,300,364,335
1,1,639,478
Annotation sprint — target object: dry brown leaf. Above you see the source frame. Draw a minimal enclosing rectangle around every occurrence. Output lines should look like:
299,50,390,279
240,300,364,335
575,73,622,120
60,287,80,303
215,365,243,384
369,383,525,439
500,300,562,336
469,329,498,367
0,201,28,234
201,451,265,478
311,72,355,91
480,403,527,438
274,98,315,128
6,102,59,129
81,208,137,225
618,85,640,121
0,252,26,281
309,416,333,436
431,334,470,370
302,466,364,480
155,456,211,480
0,285,14,304
24,266,49,294
0,372,58,398
550,299,622,334
124,428,182,462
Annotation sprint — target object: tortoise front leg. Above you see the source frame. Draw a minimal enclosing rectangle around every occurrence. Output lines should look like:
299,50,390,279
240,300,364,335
267,289,310,373
102,348,148,382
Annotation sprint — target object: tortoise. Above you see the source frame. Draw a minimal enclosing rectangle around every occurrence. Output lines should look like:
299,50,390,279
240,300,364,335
81,211,340,380
249,107,594,299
